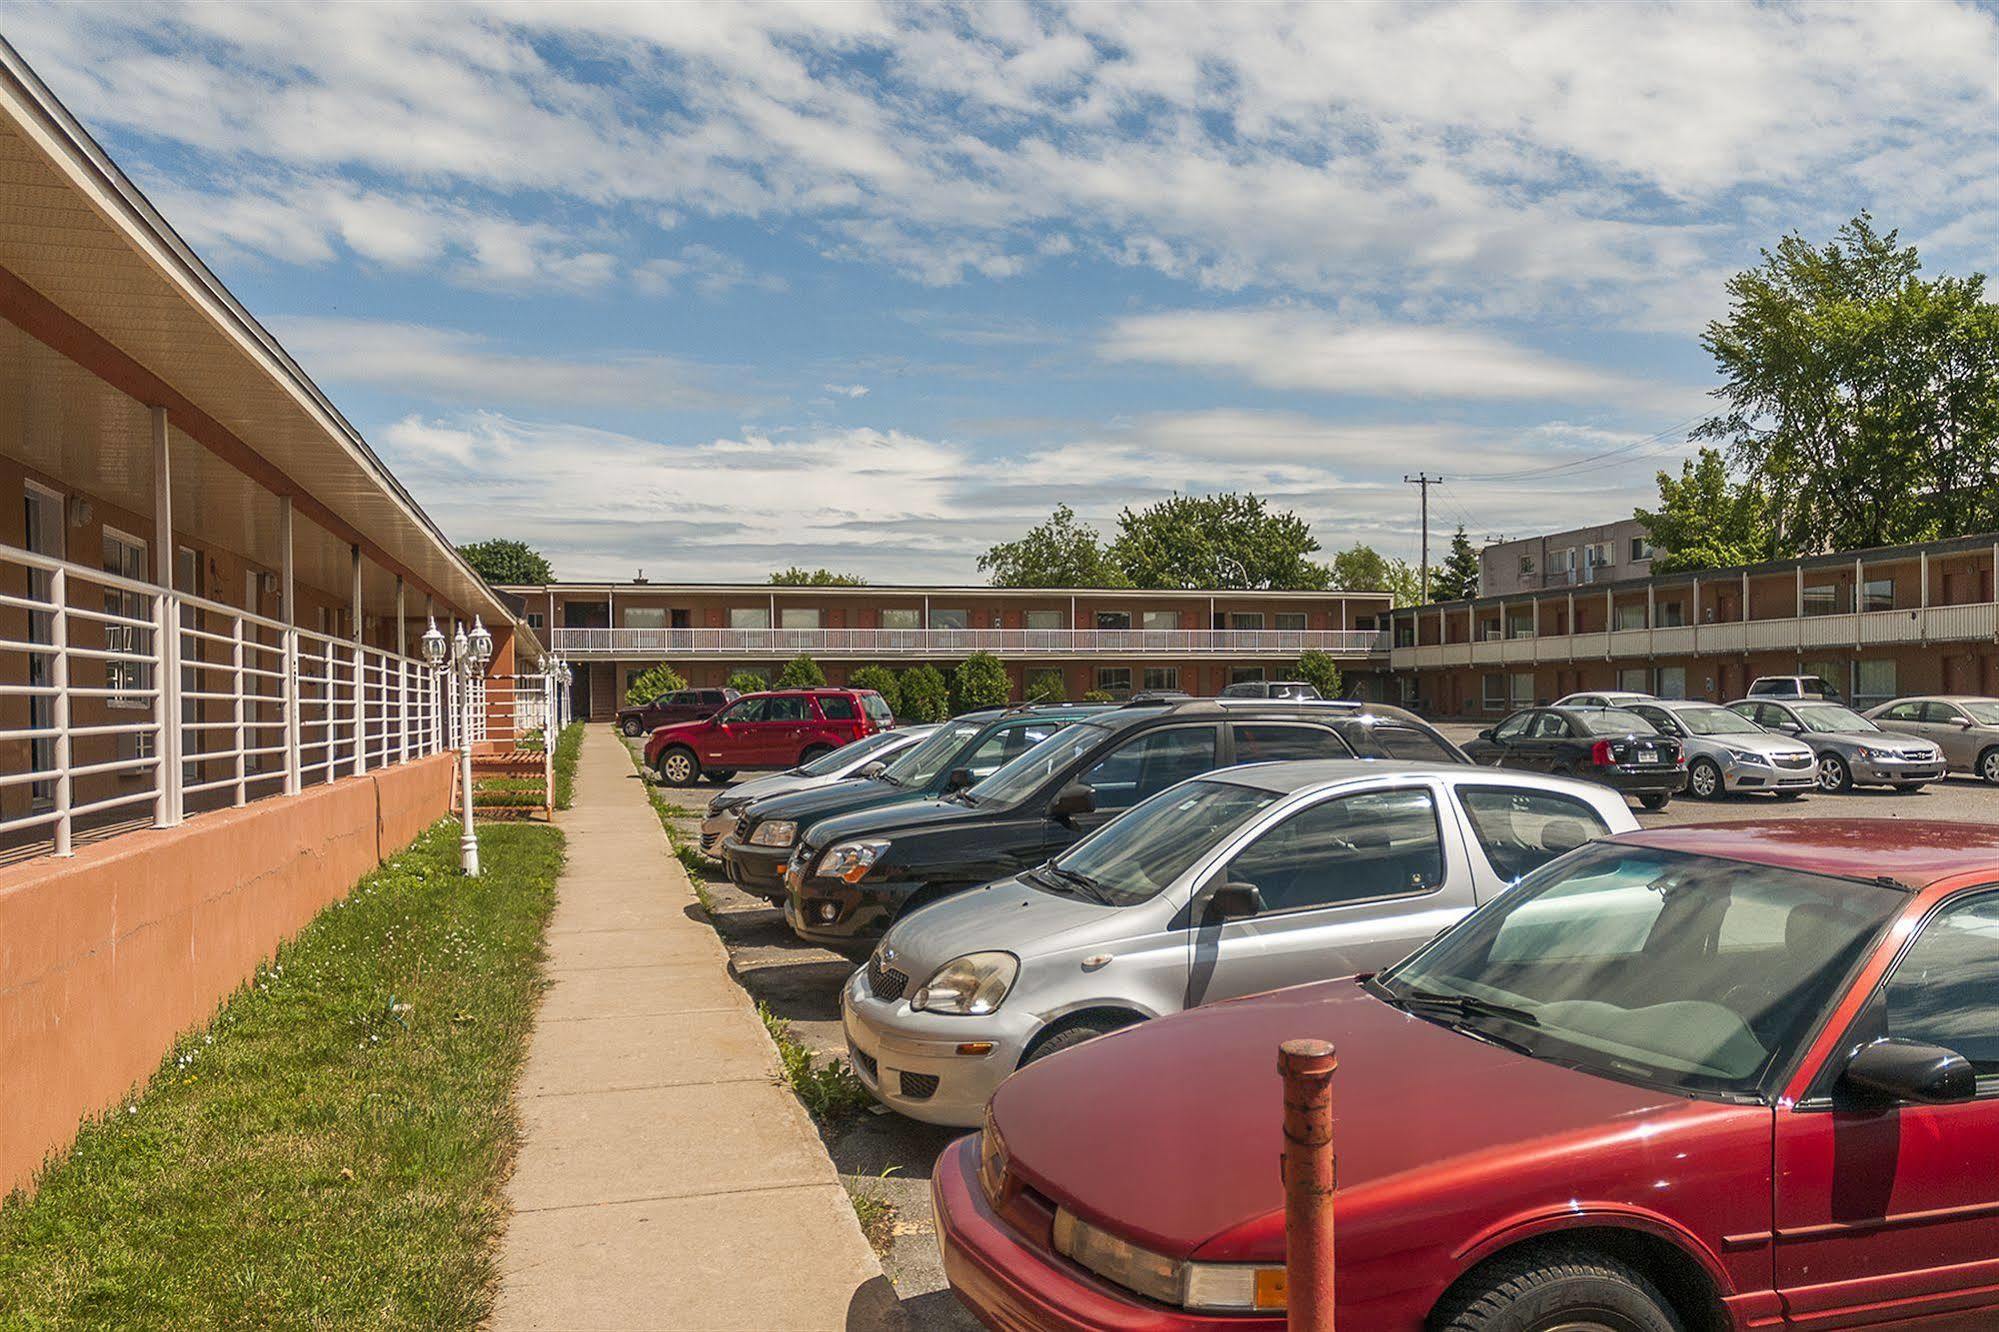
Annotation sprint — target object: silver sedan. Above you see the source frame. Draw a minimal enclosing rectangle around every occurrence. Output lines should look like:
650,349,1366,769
840,759,1636,1127
1727,698,1945,792
1865,696,1999,785
1625,700,1816,800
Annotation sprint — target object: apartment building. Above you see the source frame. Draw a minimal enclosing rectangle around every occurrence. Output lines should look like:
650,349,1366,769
1391,534,1999,717
0,42,539,1193
1480,518,1655,598
505,582,1394,718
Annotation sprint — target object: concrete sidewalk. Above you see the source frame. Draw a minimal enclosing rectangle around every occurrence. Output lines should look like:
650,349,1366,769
493,728,904,1331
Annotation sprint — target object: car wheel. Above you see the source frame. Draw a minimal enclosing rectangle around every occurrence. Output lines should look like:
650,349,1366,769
656,746,700,787
1638,792,1671,812
799,744,834,765
1686,758,1723,800
1434,1244,1680,1332
621,717,644,737
1979,747,1999,786
1816,753,1852,793
1022,1017,1133,1067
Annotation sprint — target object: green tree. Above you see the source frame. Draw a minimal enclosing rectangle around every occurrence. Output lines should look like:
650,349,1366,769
1435,526,1482,602
978,505,1127,587
775,653,826,688
1635,448,1776,573
1698,213,1999,553
898,665,951,723
768,567,868,586
1294,650,1344,700
1327,543,1429,606
951,652,1011,713
457,538,553,585
1081,689,1115,703
1108,493,1330,590
726,669,769,695
623,662,688,708
849,665,902,716
1023,669,1066,704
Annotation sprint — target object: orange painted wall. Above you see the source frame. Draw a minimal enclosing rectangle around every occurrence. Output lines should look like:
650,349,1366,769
0,751,455,1198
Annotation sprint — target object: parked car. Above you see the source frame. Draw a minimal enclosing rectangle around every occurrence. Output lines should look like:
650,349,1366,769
1727,698,1944,792
1747,674,1843,701
1865,695,1999,785
616,686,737,737
718,705,1105,900
643,688,893,786
697,725,936,856
844,762,1634,1125
781,699,1467,949
1217,679,1321,700
1461,706,1683,810
1625,698,1816,800
1552,689,1654,709
937,819,1999,1331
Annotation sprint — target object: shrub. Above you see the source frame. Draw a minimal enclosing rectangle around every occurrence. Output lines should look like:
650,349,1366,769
899,665,951,722
952,651,1012,713
624,662,688,707
1296,649,1344,699
849,665,902,716
1082,689,1115,703
776,653,826,688
1024,669,1066,705
727,669,770,695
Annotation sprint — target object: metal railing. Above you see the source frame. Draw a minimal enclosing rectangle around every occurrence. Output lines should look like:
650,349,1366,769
1,539,450,862
548,626,1387,658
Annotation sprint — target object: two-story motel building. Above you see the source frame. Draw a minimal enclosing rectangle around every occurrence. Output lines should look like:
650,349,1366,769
505,582,1395,717
1387,534,1999,717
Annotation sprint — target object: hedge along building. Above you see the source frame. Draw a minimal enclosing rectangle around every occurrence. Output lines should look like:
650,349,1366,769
503,581,1395,717
0,41,542,1195
1386,533,1999,718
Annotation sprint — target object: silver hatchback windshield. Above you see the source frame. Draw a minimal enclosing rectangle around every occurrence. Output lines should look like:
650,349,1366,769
1040,779,1279,908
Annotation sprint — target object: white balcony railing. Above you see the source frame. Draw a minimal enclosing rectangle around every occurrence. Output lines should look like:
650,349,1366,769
1,539,457,863
548,626,1388,659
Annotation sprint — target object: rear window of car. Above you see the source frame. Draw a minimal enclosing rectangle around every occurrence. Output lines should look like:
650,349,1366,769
819,695,858,721
859,693,894,727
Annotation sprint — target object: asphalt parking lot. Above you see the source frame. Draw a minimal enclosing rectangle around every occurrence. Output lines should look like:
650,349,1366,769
644,726,1998,1323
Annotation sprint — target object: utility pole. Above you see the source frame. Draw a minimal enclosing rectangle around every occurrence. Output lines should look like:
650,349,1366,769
1403,473,1443,604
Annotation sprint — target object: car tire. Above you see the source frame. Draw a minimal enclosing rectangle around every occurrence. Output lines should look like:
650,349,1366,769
799,744,835,765
1686,758,1724,800
1021,1018,1131,1067
1816,753,1852,793
1433,1244,1682,1332
1979,746,1999,786
1638,792,1671,812
1773,790,1805,801
621,717,644,737
656,745,701,787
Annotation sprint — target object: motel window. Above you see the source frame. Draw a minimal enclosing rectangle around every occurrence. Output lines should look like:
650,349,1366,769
1618,668,1651,693
1629,537,1655,562
779,607,821,629
1230,612,1265,630
1275,612,1307,631
1143,667,1179,692
1510,672,1536,708
102,529,150,714
1096,610,1132,629
1656,666,1688,699
1394,620,1416,648
1801,583,1844,616
1518,554,1534,576
1803,660,1846,695
729,607,771,629
526,611,545,631
1613,602,1647,631
1142,610,1182,630
1552,548,1576,575
1025,609,1064,630
1655,600,1687,628
929,609,969,630
1862,578,1895,612
1230,666,1266,685
1856,660,1897,703
25,483,64,803
625,607,666,629
1506,611,1535,639
1097,667,1133,697
880,608,921,630
1482,673,1507,711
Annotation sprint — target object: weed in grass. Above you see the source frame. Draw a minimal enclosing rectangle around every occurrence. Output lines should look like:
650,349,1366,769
846,1167,901,1253
756,1002,873,1126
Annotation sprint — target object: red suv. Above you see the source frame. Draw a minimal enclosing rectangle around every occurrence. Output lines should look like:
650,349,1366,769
644,688,893,786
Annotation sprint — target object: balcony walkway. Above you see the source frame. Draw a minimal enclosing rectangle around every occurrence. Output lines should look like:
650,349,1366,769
491,727,901,1330
551,625,1387,659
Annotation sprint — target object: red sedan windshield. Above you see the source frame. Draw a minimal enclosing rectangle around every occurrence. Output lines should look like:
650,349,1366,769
1379,844,1905,1099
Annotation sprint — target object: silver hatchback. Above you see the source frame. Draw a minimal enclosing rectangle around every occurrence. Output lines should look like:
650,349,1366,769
840,760,1636,1126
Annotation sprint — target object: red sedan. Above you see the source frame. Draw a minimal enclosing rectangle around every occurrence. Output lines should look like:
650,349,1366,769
937,820,1999,1331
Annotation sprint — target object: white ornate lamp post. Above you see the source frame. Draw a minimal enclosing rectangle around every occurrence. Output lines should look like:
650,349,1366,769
422,614,490,877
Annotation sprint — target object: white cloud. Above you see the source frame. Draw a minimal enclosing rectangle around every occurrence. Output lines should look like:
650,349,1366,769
633,244,788,298
821,383,870,398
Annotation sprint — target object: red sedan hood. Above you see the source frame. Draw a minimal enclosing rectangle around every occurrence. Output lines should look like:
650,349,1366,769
992,978,1679,1258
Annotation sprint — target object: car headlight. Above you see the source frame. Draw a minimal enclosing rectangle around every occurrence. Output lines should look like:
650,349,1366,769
819,838,889,884
1725,748,1763,765
749,820,797,848
1052,1208,1286,1312
1854,746,1881,761
911,952,1019,1015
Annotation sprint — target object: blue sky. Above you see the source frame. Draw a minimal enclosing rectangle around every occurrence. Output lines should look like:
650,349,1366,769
10,2,1997,582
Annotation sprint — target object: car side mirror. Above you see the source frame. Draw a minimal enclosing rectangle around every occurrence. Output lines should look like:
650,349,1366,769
1048,781,1096,819
1840,1038,1977,1106
859,760,888,779
1477,728,1495,742
945,766,976,792
1774,720,1801,734
1205,882,1265,922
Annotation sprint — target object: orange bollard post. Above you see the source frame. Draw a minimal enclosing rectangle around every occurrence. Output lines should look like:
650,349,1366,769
1279,1037,1338,1332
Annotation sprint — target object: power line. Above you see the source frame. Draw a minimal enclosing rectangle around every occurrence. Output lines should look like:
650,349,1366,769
1449,413,1707,483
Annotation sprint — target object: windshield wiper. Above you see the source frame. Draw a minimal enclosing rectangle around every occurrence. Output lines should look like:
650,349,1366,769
1395,987,1541,1029
1042,864,1109,903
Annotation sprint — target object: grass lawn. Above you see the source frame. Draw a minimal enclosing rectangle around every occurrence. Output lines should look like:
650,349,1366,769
0,819,564,1331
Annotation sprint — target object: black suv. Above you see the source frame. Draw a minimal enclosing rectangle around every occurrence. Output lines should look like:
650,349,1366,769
719,703,1108,900
780,698,1465,949
617,686,738,737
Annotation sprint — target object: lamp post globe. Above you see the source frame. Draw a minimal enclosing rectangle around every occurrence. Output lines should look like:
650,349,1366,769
420,617,447,667
468,615,493,667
